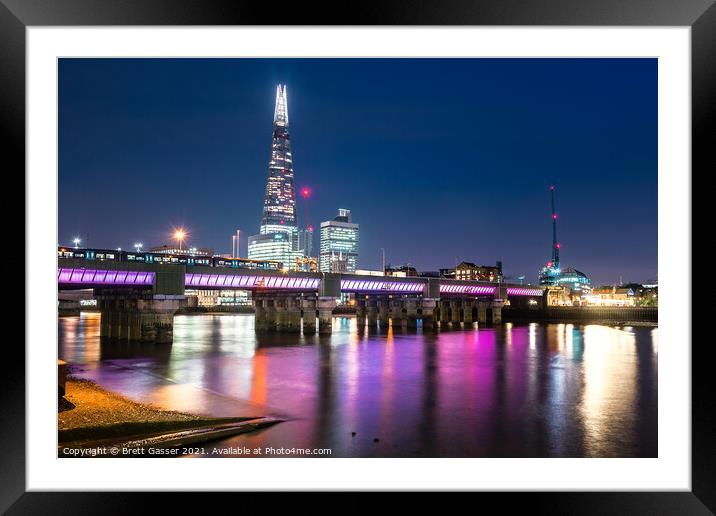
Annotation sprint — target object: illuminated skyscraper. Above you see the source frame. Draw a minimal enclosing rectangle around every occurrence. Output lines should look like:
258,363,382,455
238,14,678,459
249,85,309,267
320,209,359,273
260,85,296,234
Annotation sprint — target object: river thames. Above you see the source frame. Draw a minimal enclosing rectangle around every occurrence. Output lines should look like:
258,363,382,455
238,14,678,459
59,313,657,458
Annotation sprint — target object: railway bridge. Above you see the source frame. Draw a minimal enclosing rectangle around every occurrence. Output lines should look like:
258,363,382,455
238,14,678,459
58,258,544,343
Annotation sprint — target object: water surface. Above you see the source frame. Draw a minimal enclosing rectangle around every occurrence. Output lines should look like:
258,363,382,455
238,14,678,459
59,313,657,457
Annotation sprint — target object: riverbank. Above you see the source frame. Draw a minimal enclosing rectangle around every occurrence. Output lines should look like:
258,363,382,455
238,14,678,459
59,378,281,454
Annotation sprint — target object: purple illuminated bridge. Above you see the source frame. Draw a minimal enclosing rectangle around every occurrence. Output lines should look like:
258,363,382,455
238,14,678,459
56,259,543,298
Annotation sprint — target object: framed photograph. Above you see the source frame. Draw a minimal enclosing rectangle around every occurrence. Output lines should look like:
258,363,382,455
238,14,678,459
5,0,711,511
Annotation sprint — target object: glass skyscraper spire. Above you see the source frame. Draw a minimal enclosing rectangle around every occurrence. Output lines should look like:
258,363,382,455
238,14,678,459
260,84,296,234
248,85,311,268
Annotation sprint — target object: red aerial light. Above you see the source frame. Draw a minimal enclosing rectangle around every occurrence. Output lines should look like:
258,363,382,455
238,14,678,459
553,214,557,219
307,225,314,232
301,187,311,198
556,243,561,248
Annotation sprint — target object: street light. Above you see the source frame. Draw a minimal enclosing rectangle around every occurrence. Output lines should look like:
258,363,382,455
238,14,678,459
134,242,143,253
72,237,81,248
174,228,186,250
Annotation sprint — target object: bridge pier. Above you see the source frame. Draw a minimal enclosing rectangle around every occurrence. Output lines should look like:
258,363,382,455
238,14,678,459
318,297,337,334
439,300,450,327
390,299,405,329
301,297,317,334
421,298,437,330
463,300,474,325
355,297,366,328
254,298,268,331
98,293,186,344
404,298,419,329
366,298,378,327
276,296,302,333
491,299,504,325
477,301,488,325
264,298,278,331
378,298,390,328
450,299,462,325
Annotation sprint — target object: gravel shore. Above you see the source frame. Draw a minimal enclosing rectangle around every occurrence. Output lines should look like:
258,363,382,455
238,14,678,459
59,378,201,432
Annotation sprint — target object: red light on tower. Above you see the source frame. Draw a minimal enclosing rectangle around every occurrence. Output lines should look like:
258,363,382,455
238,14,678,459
553,214,557,219
556,243,561,249
301,187,311,199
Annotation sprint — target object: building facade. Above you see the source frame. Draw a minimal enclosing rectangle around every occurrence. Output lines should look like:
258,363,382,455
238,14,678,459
319,208,359,273
231,229,241,258
148,245,214,256
248,85,311,267
454,261,503,282
384,265,418,277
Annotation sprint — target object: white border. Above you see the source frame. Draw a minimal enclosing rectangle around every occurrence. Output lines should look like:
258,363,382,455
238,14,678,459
27,27,690,491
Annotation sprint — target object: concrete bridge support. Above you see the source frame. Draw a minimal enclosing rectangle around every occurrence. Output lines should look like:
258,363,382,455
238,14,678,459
355,297,366,329
421,299,437,330
276,296,302,333
450,299,462,325
463,300,474,325
439,300,450,326
491,299,504,325
98,293,186,344
391,299,405,328
366,298,378,327
318,297,337,334
404,299,419,329
477,301,488,325
264,298,278,331
301,297,317,334
254,298,268,331
378,298,390,328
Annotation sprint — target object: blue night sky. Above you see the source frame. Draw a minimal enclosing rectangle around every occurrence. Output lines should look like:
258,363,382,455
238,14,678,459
59,58,657,285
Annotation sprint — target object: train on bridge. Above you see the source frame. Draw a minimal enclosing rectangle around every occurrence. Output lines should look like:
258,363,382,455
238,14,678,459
58,247,282,271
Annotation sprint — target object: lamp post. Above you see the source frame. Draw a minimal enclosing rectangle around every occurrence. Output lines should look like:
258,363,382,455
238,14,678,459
134,243,143,253
73,237,81,249
174,228,186,251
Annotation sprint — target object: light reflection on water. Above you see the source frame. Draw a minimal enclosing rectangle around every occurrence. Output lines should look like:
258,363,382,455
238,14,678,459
58,313,657,457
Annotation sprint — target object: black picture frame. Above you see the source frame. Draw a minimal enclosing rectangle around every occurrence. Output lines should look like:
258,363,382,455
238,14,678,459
4,0,711,512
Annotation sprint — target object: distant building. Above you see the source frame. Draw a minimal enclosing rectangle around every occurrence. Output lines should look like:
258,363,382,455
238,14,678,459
356,269,385,276
586,286,637,306
293,256,318,273
418,271,441,278
231,229,241,258
385,265,418,277
320,208,359,273
298,227,314,260
247,232,292,268
148,245,214,257
454,261,503,282
187,289,252,307
552,267,592,293
439,268,456,278
585,283,657,307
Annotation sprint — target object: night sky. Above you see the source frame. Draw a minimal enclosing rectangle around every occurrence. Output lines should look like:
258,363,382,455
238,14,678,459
59,58,657,285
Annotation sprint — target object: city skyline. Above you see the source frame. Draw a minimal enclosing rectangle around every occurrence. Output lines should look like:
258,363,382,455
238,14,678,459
58,58,657,284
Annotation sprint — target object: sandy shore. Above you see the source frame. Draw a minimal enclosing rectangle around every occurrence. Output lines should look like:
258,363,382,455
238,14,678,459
59,378,201,432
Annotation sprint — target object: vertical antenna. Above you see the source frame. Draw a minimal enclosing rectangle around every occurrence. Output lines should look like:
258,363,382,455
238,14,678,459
550,186,560,269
